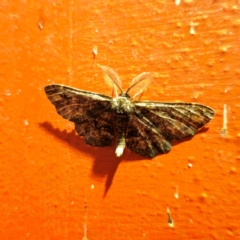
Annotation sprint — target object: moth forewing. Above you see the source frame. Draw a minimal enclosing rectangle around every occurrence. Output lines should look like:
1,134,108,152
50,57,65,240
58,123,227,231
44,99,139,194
126,72,154,100
98,64,123,98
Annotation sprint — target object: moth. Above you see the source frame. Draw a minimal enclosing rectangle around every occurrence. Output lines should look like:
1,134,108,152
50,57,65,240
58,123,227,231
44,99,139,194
44,65,214,158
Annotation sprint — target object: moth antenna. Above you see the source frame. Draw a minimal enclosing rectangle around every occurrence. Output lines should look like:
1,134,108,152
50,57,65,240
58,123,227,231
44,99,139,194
137,91,144,100
98,64,123,96
113,84,119,98
111,85,119,98
126,72,154,99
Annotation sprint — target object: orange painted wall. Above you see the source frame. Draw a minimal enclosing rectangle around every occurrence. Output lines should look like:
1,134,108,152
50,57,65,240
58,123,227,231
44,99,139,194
0,1,239,239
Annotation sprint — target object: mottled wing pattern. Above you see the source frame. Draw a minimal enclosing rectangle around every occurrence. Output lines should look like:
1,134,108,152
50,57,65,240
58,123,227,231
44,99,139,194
126,114,172,158
126,102,214,158
75,111,114,146
45,84,115,146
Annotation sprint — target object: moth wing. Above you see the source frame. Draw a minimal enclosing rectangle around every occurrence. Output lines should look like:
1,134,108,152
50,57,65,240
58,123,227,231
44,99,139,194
44,84,115,146
98,65,123,97
75,111,115,147
126,114,172,158
126,102,214,158
126,72,154,99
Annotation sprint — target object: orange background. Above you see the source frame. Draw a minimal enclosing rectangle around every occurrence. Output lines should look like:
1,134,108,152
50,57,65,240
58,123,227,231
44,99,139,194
1,1,240,239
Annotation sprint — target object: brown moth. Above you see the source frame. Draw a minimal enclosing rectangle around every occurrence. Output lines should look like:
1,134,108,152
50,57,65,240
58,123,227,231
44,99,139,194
44,65,214,158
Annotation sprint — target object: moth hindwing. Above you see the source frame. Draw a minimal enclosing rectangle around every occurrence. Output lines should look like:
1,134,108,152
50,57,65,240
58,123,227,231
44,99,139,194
44,65,214,158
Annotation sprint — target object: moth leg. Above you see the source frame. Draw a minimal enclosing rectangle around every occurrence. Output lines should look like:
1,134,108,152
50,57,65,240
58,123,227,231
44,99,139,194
115,115,128,157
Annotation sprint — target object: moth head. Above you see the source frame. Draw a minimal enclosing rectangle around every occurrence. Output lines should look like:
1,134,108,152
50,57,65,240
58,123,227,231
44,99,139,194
120,92,131,98
112,96,135,114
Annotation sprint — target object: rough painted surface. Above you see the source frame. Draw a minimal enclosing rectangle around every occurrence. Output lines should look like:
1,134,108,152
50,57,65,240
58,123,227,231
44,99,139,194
0,1,239,239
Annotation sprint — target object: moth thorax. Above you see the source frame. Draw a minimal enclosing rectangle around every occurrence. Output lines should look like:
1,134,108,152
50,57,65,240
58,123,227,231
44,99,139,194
112,96,134,114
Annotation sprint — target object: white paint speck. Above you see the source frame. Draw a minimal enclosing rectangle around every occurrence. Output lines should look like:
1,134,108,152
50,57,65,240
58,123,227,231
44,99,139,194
92,46,98,56
224,87,230,93
175,0,181,5
190,22,197,35
220,104,228,137
82,224,88,240
5,90,11,96
24,120,29,126
38,21,43,30
190,26,195,35
174,186,179,199
167,207,175,228
188,163,193,168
